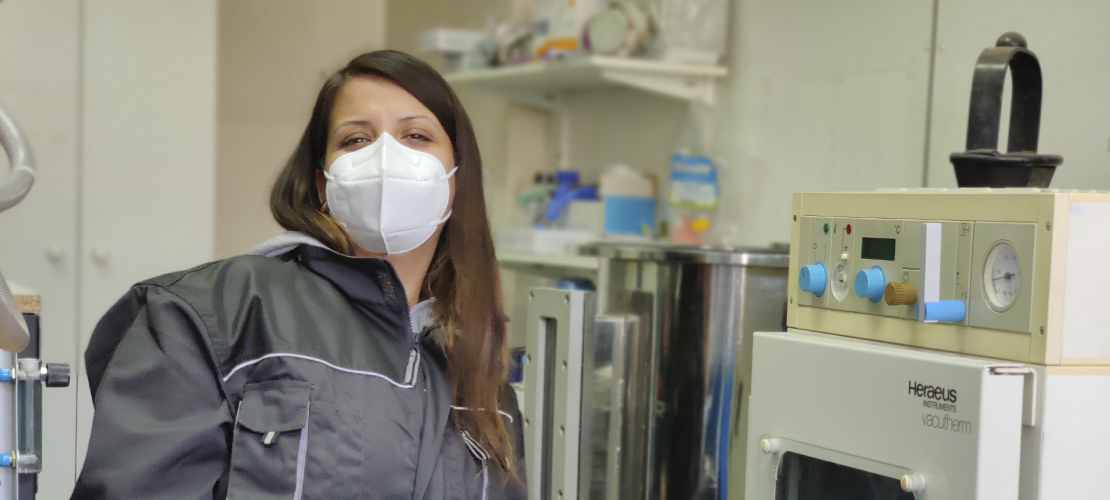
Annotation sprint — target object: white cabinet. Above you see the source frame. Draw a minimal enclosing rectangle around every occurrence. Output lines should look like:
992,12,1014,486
76,1,218,485
0,1,217,497
0,3,81,496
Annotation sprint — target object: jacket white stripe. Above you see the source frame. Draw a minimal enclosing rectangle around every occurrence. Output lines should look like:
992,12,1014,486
481,461,489,500
222,352,418,388
460,430,490,500
450,405,514,423
460,431,489,461
292,401,310,500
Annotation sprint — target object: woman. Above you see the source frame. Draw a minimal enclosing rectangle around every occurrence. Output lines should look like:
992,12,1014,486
71,50,525,499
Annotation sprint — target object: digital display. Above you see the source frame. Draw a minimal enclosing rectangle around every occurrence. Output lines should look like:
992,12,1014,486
861,237,896,261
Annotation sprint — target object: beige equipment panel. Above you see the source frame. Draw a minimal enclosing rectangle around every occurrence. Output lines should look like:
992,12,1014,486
787,189,1110,366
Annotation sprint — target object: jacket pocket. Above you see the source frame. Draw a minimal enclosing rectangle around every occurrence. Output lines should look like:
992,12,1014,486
227,380,312,500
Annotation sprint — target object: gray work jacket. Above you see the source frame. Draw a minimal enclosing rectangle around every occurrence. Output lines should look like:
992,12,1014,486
70,243,526,499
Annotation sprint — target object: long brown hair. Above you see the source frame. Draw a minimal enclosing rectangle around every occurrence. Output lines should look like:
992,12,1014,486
270,51,512,469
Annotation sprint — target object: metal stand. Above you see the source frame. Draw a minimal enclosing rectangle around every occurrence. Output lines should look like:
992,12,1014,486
1,312,69,499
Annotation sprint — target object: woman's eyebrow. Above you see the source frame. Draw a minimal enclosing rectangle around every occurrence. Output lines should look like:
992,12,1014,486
334,119,373,130
398,115,431,123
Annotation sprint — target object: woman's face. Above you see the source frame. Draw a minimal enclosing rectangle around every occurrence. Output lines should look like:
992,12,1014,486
323,76,455,170
316,76,457,255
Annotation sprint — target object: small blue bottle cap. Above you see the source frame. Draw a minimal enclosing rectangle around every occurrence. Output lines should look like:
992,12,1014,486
554,170,579,185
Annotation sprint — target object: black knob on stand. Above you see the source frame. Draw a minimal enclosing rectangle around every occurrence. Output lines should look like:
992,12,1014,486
44,363,69,388
950,32,1062,187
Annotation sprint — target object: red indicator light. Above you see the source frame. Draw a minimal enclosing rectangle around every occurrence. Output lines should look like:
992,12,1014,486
846,224,853,234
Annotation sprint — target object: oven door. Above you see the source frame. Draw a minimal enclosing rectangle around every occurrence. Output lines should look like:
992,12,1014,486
745,329,1029,500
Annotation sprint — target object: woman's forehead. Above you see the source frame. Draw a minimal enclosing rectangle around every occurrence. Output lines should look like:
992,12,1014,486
331,76,441,129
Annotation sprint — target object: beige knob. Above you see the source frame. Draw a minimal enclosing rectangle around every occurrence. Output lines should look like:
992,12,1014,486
900,473,926,493
885,282,917,306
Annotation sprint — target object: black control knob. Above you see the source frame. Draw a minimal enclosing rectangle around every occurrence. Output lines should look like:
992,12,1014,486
44,363,70,388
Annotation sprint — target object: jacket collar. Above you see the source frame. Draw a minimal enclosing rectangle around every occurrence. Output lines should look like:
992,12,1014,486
247,230,329,257
289,245,409,315
248,231,437,333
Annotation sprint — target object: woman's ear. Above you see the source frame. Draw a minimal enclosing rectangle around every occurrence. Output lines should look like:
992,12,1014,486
315,169,328,211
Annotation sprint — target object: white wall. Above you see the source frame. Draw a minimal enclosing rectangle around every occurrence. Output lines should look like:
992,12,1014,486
719,0,1110,245
717,0,936,246
216,0,387,258
926,0,1110,189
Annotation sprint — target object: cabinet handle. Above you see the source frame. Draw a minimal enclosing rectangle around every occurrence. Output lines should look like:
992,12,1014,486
90,248,109,265
45,247,64,264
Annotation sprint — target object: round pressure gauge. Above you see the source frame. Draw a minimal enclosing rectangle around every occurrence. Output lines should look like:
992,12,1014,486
983,241,1021,311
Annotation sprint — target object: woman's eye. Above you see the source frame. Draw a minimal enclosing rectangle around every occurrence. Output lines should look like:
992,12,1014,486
340,137,367,148
405,133,431,142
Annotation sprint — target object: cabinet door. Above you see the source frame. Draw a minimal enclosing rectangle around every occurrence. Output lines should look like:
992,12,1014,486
0,2,81,498
77,0,218,475
927,0,1110,188
747,330,1026,499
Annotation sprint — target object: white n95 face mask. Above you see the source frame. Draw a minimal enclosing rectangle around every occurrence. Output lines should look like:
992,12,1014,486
324,132,456,254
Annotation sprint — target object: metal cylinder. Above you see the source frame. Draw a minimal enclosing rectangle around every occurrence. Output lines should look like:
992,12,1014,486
580,242,789,500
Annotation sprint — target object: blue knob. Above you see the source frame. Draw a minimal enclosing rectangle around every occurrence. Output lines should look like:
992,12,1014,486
0,452,11,468
799,262,827,297
0,368,12,383
854,266,886,302
922,300,967,322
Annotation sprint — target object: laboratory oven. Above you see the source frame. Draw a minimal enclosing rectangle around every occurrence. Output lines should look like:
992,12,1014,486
744,189,1110,499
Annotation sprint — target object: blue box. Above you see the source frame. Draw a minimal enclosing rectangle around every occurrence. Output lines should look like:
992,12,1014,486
604,195,655,235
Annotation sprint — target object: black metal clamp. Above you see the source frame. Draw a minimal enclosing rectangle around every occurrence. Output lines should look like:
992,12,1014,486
950,32,1062,188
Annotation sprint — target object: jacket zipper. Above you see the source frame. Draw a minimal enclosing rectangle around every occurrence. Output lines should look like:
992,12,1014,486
404,349,420,385
393,269,430,500
388,268,421,387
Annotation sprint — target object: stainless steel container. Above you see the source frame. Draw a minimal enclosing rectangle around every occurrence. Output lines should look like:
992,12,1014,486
524,242,788,500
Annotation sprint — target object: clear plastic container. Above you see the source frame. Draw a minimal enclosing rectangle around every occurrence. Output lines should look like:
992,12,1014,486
667,104,722,245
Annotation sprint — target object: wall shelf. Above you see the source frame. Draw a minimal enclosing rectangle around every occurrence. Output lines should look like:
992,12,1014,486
497,251,599,276
445,55,727,106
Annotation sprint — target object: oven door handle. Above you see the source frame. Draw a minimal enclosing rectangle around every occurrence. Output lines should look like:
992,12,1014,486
989,366,1039,426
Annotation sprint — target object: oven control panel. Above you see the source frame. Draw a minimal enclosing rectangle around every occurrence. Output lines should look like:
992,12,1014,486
787,189,1110,365
796,216,1034,333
